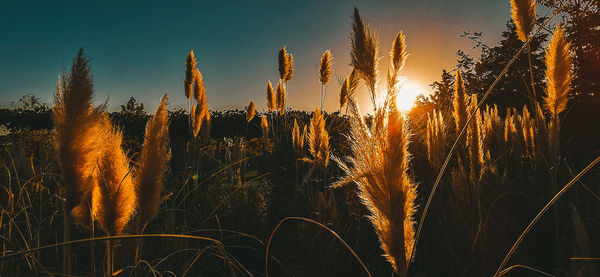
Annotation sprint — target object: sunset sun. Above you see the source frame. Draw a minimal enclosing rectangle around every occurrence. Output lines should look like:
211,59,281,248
396,81,425,112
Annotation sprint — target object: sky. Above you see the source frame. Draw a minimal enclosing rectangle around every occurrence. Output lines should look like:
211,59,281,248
0,0,515,113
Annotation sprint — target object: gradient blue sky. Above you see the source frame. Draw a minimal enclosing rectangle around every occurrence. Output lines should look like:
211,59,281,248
0,0,515,112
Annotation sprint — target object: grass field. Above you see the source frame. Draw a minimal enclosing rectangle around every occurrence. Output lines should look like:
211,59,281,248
1,2,600,276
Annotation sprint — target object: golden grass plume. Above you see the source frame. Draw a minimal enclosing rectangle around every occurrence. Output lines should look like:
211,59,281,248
278,46,289,80
266,80,275,112
184,50,197,100
92,119,136,236
276,79,286,114
482,104,505,159
261,114,269,138
333,92,417,276
426,110,445,168
246,100,256,122
193,102,204,138
510,0,536,42
543,24,573,119
285,53,294,81
350,7,378,96
319,50,333,85
388,31,407,92
306,108,330,168
135,93,171,227
453,69,468,144
340,78,349,110
192,68,206,103
292,118,304,155
466,95,484,181
53,48,106,226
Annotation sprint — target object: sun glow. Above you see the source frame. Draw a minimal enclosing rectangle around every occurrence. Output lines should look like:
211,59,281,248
396,81,425,112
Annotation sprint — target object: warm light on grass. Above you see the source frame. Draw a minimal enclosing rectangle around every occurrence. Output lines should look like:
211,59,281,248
396,81,424,112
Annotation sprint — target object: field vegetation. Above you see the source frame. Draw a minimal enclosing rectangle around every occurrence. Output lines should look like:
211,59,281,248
1,1,600,276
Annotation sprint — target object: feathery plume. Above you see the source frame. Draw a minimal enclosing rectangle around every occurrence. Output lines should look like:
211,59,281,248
510,0,537,42
388,31,407,92
391,31,407,71
246,100,256,122
261,114,269,139
521,106,535,154
350,7,379,98
306,108,330,168
543,24,573,119
192,68,206,103
276,79,286,114
184,50,197,100
193,102,204,138
334,91,417,276
426,110,445,168
292,118,304,155
466,95,483,182
319,50,333,85
285,54,294,81
278,46,289,80
482,105,504,159
53,49,105,226
201,109,211,140
453,70,468,144
346,69,361,105
135,94,171,227
266,80,275,112
340,78,349,110
93,120,136,236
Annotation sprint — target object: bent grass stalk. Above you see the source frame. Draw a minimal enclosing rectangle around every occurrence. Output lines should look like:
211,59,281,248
265,217,372,277
410,7,562,262
494,154,600,276
0,233,240,274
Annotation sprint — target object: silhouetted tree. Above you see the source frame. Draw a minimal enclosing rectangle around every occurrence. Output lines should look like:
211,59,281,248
10,93,49,112
121,96,145,116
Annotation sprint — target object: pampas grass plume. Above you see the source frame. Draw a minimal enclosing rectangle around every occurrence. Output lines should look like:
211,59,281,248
543,24,573,119
391,31,407,71
261,114,269,138
53,48,105,226
292,118,304,154
307,108,330,168
350,7,378,95
319,50,333,85
135,93,171,226
193,102,204,138
334,93,417,276
246,100,256,122
510,0,536,42
93,119,136,236
453,69,468,144
340,78,349,110
285,54,294,81
184,50,197,100
266,80,275,112
278,46,289,80
467,95,483,181
276,79,286,114
193,68,206,103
